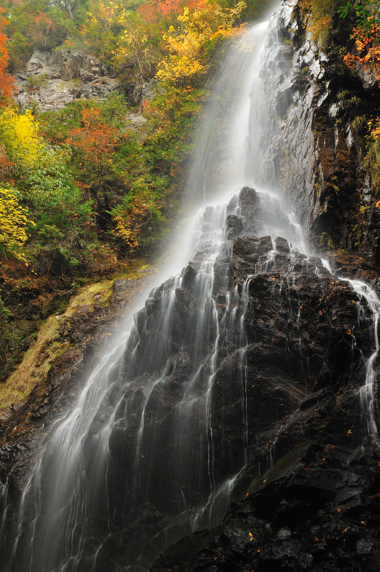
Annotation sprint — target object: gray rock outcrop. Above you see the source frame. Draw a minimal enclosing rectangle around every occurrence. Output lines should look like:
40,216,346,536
15,50,120,111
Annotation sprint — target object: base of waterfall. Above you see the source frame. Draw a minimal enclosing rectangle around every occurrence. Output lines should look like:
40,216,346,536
152,440,380,572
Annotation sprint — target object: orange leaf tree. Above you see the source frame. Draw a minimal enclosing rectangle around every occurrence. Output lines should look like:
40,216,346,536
0,8,16,104
338,1,380,83
343,19,380,84
66,106,124,216
340,7,380,198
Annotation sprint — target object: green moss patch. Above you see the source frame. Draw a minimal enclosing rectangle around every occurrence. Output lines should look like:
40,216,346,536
0,278,115,416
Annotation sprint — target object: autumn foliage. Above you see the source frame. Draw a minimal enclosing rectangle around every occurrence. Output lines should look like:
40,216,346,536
113,193,154,251
138,0,199,23
66,107,119,202
157,1,246,85
0,0,257,265
343,19,380,85
0,108,44,167
0,8,15,103
297,0,338,45
30,12,57,50
0,187,34,260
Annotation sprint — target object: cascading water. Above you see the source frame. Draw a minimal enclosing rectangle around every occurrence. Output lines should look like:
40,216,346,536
346,280,379,439
1,6,379,572
1,21,274,572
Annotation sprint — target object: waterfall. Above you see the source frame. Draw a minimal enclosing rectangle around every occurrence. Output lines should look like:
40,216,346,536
1,21,273,572
1,6,379,572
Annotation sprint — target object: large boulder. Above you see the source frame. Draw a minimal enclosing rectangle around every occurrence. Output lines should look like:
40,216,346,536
15,50,120,111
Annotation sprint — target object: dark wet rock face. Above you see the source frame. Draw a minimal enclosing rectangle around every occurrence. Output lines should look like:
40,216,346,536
150,188,380,572
248,1,380,278
152,443,380,572
83,189,372,570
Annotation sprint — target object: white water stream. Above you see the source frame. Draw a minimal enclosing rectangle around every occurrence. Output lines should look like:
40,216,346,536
347,280,379,439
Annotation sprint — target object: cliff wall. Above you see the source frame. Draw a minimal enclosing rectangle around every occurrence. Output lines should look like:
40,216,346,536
247,1,380,279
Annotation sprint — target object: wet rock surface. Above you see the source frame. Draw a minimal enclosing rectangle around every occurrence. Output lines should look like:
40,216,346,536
151,442,380,572
0,187,379,572
248,1,380,275
54,189,378,571
149,188,380,572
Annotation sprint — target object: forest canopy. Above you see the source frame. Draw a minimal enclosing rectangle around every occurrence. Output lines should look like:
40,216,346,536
0,0,275,265
0,0,275,380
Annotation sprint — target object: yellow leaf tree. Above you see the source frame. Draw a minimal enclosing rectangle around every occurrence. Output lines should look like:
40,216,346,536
0,187,34,260
0,108,44,168
111,179,164,251
157,0,246,86
113,11,153,80
298,0,336,45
